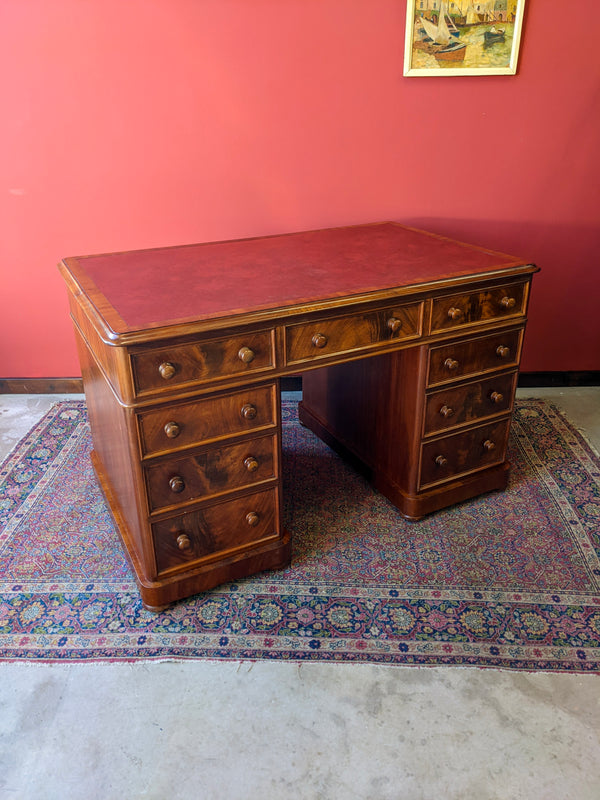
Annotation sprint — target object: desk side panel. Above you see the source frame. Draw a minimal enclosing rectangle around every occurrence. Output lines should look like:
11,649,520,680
73,327,157,580
68,292,136,404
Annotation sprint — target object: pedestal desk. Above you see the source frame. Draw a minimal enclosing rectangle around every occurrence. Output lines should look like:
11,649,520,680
59,222,538,609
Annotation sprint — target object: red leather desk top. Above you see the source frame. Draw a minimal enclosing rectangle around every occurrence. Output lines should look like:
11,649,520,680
61,222,529,337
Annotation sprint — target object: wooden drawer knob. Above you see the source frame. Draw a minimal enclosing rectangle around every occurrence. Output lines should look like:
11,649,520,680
164,421,181,439
244,456,259,472
500,296,516,309
439,405,454,418
490,391,504,404
444,357,459,371
238,346,255,364
158,361,176,380
387,317,402,333
311,333,328,349
496,345,510,359
483,439,496,452
447,307,464,321
241,403,257,420
169,476,185,493
435,455,448,467
176,533,191,551
245,511,260,527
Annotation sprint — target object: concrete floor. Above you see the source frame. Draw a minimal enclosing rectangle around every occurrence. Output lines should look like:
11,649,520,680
1,388,599,800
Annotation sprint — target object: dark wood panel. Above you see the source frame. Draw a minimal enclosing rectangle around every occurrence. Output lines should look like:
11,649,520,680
74,330,157,579
285,302,423,366
131,329,276,396
68,293,136,402
144,434,278,513
430,280,527,333
137,383,277,457
419,419,510,490
0,378,84,393
152,488,279,575
518,371,600,387
423,371,517,436
427,328,523,387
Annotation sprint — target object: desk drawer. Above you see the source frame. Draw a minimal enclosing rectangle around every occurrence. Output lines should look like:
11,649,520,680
152,488,279,575
285,302,422,366
144,434,278,513
423,372,517,436
419,419,510,490
431,281,528,334
137,384,277,457
131,329,276,395
427,329,523,387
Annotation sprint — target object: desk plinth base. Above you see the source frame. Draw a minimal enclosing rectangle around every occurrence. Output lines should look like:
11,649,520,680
372,461,510,520
297,401,510,520
90,450,292,611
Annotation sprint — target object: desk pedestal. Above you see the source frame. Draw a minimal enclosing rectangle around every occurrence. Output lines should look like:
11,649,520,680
300,345,514,519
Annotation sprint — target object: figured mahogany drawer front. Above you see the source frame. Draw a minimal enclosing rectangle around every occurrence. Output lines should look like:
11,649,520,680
152,488,278,575
427,328,523,387
144,434,278,513
131,329,275,395
423,371,517,436
431,281,527,333
138,384,277,458
285,302,422,366
419,419,510,490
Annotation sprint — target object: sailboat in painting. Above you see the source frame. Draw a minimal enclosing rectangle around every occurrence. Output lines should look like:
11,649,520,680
415,1,467,62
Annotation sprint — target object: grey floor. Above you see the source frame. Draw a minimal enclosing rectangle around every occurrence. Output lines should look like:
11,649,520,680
1,388,599,800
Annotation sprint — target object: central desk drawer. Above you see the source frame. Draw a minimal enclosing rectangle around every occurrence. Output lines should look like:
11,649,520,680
144,434,278,513
427,329,523,387
137,384,277,458
131,329,276,395
285,302,422,366
152,488,279,575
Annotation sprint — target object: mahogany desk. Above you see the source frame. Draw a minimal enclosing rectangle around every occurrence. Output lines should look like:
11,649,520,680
59,223,538,609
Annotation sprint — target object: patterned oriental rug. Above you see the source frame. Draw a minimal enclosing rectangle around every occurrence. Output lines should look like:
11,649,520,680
0,399,599,672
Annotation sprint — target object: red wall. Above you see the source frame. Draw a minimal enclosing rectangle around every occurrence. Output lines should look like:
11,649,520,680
1,0,599,377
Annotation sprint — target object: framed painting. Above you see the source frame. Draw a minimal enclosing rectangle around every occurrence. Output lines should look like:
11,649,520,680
404,1,526,77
